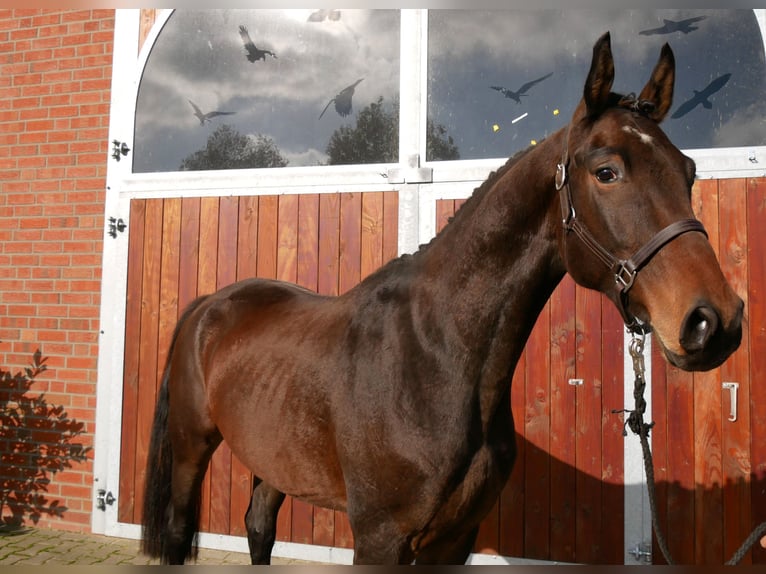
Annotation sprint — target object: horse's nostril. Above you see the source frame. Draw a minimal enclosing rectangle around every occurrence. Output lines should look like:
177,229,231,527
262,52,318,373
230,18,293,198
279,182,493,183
680,306,719,353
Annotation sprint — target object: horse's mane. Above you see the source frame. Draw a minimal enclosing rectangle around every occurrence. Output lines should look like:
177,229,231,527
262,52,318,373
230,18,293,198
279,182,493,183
414,141,542,256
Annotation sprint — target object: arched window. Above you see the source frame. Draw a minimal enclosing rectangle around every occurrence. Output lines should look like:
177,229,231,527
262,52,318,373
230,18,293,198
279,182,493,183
134,9,400,172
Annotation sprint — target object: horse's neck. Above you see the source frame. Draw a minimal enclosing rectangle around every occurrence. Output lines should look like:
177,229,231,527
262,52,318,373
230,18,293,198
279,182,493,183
415,132,567,380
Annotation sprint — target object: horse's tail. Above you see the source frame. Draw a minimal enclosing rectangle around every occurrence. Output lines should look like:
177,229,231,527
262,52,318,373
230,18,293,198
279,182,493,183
140,295,209,561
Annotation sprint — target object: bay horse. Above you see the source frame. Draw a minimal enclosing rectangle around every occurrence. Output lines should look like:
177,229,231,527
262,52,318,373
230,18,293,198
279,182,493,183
140,32,743,564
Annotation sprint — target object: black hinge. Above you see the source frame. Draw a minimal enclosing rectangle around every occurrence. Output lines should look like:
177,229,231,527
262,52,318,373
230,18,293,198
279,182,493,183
111,140,130,161
96,489,115,511
107,216,126,238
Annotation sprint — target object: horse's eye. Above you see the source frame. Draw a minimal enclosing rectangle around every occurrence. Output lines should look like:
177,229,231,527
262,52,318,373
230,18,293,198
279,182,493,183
595,167,618,183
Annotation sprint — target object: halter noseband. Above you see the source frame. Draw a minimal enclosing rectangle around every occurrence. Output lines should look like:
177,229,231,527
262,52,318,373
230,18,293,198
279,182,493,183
555,106,707,335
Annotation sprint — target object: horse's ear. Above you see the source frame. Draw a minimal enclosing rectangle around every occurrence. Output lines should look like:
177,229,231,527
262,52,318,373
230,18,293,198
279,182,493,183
637,43,675,123
583,32,615,117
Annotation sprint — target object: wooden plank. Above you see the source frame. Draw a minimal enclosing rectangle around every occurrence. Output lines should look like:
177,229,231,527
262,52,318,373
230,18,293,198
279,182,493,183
382,191,399,263
197,197,220,532
119,199,146,523
318,194,340,297
237,195,259,281
497,348,526,558
273,194,299,542
747,177,766,565
600,301,624,564
276,195,299,284
548,276,577,562
257,196,278,279
691,180,724,564
523,303,551,560
134,198,164,529
208,196,238,535
361,192,384,281
293,193,320,544
333,191,363,548
339,193,362,295
314,193,340,545
178,197,200,311
574,285,602,563
230,196,259,537
717,178,752,563
650,336,670,564
664,362,695,564
156,198,181,382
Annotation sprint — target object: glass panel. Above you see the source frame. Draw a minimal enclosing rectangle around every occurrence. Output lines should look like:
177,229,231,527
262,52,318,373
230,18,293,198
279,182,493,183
427,10,765,162
134,9,400,172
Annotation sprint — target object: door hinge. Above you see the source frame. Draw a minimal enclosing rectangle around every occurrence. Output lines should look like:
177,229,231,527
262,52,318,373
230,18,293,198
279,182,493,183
111,139,130,161
96,489,115,511
107,216,126,238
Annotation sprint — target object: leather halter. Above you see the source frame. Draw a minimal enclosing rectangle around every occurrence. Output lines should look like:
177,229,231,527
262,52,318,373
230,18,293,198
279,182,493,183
555,117,707,335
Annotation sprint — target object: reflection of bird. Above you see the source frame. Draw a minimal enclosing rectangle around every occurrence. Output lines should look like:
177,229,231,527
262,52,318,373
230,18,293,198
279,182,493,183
188,99,235,125
671,73,731,119
639,16,707,36
490,72,553,103
238,25,276,62
318,78,364,120
308,9,341,22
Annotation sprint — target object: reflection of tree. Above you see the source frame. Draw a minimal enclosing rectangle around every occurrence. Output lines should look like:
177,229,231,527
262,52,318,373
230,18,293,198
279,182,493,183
0,350,91,530
326,97,460,165
180,124,288,171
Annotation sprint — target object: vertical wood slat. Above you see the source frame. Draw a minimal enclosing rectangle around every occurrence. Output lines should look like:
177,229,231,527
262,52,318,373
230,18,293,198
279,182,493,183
196,197,220,533
229,195,260,537
119,200,146,523
548,275,577,562
523,302,551,560
208,197,239,535
747,178,766,565
600,301,624,564
134,199,164,528
718,178,752,563
692,180,724,564
574,285,603,563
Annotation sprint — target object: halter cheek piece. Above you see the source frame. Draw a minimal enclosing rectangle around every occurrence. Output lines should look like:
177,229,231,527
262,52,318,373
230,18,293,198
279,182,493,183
555,101,707,334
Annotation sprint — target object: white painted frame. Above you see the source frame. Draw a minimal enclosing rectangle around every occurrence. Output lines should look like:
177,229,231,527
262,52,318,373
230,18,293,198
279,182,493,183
93,8,766,565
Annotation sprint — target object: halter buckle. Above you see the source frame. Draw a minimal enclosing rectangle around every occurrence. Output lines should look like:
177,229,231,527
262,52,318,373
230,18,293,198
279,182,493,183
615,261,637,291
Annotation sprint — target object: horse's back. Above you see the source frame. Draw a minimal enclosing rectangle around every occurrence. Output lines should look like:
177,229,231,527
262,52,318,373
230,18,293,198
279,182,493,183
180,277,350,507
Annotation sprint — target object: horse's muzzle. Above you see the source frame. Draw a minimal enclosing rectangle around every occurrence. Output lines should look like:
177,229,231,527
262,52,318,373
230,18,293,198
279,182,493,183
669,298,743,371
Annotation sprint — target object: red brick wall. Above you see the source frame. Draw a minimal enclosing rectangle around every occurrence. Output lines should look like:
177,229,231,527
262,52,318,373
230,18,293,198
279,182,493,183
0,9,114,532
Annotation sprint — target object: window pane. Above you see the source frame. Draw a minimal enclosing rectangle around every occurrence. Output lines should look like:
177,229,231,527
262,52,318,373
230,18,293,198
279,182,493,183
427,10,765,162
134,9,400,172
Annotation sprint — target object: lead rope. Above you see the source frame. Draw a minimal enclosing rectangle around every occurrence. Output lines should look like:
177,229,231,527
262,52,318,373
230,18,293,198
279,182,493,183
616,330,766,565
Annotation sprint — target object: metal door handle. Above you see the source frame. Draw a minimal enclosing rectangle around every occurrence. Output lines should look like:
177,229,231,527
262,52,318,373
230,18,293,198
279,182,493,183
722,382,739,422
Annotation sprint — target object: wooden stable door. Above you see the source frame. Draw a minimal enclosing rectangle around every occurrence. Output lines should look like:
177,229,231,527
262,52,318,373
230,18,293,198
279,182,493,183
119,192,398,549
118,179,766,565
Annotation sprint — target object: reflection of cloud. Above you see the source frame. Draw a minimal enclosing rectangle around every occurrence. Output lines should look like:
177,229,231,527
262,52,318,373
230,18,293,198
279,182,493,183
429,9,700,67
713,101,766,148
281,147,329,167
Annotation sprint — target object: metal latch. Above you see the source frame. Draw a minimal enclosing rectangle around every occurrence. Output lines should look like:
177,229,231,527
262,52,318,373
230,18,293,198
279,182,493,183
629,542,652,563
96,489,115,511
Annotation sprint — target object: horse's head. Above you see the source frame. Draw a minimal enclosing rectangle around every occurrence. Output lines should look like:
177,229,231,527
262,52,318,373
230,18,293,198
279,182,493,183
556,31,743,371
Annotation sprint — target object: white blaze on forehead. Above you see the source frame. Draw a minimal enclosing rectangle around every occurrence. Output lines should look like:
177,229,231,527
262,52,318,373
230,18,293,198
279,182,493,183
622,125,654,145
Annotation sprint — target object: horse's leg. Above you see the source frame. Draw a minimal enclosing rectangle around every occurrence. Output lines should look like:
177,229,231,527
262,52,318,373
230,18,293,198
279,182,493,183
163,430,222,564
413,526,479,565
349,515,413,564
244,478,286,564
